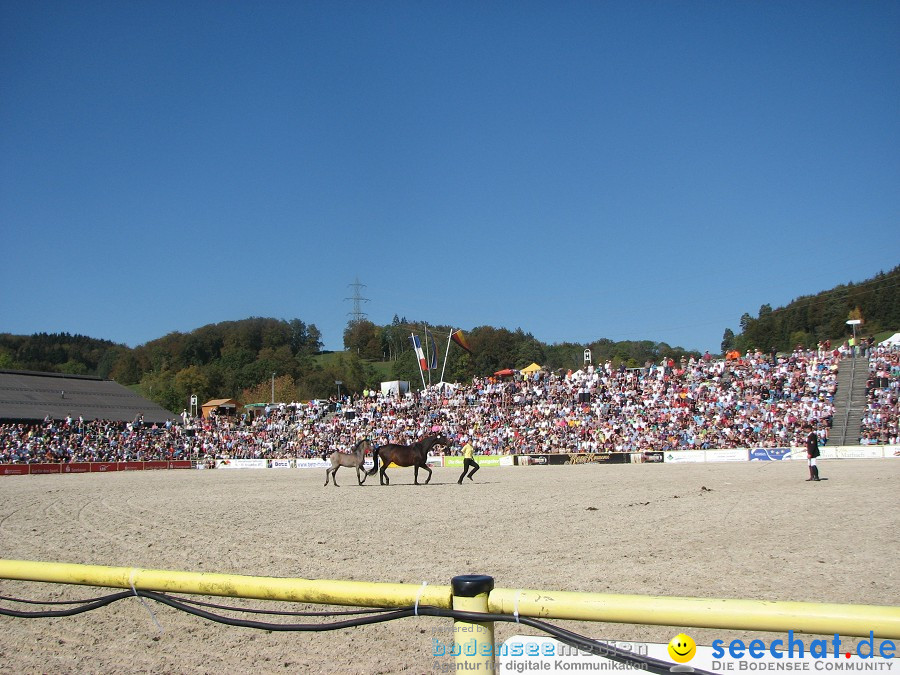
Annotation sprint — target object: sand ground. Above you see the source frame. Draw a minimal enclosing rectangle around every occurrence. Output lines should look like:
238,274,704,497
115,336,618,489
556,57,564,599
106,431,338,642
0,459,897,674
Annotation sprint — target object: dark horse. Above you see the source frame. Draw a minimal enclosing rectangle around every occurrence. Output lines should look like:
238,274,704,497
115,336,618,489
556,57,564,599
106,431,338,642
366,434,450,485
323,438,373,487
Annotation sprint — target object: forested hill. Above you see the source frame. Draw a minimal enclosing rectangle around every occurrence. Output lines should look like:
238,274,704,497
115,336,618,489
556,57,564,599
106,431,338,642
1,265,896,409
723,265,898,353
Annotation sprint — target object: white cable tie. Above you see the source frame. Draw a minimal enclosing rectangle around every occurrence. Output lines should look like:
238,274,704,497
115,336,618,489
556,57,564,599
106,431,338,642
414,581,428,617
513,589,522,624
128,568,163,632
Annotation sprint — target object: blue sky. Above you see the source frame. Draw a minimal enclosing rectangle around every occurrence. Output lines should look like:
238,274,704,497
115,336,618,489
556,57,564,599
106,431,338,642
1,1,897,354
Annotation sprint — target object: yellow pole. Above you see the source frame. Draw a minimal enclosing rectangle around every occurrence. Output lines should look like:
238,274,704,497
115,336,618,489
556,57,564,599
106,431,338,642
452,575,496,673
3,560,899,640
489,588,900,639
0,559,451,609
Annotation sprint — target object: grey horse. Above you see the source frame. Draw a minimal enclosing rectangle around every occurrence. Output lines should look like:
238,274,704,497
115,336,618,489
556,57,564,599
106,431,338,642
323,438,373,487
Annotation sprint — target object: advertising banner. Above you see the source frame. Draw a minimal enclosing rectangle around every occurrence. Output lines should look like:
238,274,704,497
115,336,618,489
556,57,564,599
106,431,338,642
885,446,900,458
704,449,748,462
817,446,838,459
517,454,568,465
27,463,62,474
215,459,267,469
295,458,331,469
836,446,884,459
0,465,29,475
781,446,835,460
0,460,196,476
271,459,292,469
664,451,706,463
443,455,501,468
641,451,664,463
496,636,898,673
749,448,791,461
568,453,629,464
0,464,29,475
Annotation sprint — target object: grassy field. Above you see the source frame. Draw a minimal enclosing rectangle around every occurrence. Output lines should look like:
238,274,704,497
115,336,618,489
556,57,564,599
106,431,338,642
314,350,395,380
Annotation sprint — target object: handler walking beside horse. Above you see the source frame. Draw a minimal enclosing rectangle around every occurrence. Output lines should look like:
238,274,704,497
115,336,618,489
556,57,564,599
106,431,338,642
458,438,480,484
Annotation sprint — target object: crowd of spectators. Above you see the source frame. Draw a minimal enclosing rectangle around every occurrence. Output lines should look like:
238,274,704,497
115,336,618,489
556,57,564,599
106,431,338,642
0,345,896,465
861,343,900,446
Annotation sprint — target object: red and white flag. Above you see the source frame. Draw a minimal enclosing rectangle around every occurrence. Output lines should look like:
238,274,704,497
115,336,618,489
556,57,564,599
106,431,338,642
410,334,428,372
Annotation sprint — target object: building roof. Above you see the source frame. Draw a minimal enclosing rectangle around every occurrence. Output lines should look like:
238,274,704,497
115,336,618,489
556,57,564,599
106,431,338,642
202,399,238,407
0,370,176,424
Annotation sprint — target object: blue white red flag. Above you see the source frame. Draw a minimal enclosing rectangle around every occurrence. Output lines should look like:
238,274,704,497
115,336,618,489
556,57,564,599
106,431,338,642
410,334,427,372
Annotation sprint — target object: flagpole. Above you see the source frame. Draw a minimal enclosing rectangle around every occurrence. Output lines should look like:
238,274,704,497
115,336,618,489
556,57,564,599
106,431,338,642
424,323,432,388
440,330,452,385
411,332,426,390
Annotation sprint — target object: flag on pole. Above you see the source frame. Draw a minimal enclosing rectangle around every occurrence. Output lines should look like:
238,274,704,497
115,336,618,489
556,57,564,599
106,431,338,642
450,329,473,353
410,334,428,372
425,328,438,369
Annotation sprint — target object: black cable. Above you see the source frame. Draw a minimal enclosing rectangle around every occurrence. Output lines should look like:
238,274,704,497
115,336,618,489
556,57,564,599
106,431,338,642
0,593,112,606
154,594,398,617
0,591,717,675
0,590,133,618
0,592,395,617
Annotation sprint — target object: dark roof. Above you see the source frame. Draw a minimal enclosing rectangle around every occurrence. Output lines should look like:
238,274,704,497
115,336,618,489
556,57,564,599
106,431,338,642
0,370,176,424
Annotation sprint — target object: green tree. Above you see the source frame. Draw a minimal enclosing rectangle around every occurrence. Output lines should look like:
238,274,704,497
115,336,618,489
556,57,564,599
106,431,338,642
343,320,381,359
721,328,735,354
138,370,179,413
174,365,211,410
242,374,297,405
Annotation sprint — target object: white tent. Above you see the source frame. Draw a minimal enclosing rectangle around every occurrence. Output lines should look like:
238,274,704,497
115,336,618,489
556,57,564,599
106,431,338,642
380,380,410,397
880,333,900,346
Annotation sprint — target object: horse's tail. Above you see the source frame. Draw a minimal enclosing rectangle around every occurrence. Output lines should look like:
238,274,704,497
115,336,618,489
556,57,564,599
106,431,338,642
366,447,380,476
321,449,329,462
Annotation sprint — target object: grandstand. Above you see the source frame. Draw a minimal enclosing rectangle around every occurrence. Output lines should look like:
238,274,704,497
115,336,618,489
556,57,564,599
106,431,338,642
0,370,175,424
1,343,897,465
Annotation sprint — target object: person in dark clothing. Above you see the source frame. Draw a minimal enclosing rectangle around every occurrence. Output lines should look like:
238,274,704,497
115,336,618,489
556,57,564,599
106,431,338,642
805,424,821,482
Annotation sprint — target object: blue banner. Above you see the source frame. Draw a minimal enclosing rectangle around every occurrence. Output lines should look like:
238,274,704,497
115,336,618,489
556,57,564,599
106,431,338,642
749,447,791,461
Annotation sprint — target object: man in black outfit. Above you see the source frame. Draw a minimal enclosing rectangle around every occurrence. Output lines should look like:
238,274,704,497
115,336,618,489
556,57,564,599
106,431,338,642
805,424,821,482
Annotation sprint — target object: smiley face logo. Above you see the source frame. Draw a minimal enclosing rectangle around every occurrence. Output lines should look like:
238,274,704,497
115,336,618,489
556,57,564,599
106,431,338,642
668,633,696,663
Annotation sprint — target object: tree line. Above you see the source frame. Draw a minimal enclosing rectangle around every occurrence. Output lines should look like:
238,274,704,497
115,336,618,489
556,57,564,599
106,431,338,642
1,265,895,412
720,265,898,354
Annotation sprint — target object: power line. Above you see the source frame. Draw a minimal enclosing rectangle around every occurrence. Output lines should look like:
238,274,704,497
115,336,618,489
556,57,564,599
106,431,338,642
344,277,370,324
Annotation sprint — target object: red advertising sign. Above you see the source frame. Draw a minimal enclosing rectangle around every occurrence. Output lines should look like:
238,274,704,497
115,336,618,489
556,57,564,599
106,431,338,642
28,463,62,474
63,463,91,473
0,464,29,475
1,460,198,476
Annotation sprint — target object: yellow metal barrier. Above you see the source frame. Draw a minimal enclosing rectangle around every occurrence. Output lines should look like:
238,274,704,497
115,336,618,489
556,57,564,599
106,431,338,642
2,558,899,670
488,588,900,639
0,559,452,609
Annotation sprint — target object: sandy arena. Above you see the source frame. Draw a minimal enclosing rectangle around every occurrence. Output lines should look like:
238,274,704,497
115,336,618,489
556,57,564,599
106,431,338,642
0,459,897,674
